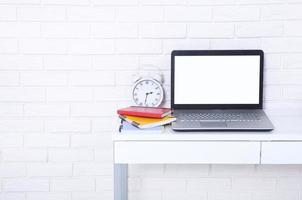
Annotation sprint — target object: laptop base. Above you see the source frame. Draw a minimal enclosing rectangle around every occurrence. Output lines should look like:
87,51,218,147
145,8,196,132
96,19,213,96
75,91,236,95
172,109,274,131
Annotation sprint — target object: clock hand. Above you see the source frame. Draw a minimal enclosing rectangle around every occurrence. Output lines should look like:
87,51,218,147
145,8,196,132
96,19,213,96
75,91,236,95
144,91,155,106
144,93,148,105
144,92,154,105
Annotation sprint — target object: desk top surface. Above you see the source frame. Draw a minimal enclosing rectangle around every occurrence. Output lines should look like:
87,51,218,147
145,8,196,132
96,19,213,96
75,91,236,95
113,116,302,141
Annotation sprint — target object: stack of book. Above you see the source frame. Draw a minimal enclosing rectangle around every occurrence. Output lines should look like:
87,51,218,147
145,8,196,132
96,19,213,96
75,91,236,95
117,106,176,133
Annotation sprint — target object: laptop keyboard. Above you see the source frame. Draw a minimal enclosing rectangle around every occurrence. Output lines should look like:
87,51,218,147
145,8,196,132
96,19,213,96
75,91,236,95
178,112,261,122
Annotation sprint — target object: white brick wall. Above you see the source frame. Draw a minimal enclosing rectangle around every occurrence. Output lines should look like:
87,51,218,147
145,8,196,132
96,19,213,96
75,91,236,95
0,0,301,200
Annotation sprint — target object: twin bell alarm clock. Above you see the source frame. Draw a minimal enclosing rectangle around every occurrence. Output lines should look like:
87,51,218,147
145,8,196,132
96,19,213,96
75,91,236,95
132,73,164,107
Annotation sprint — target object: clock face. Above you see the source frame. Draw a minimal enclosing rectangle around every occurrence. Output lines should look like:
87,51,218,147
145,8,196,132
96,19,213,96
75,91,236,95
132,78,164,107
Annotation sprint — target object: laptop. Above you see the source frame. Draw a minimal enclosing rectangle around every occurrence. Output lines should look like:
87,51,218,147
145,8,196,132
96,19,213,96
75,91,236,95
171,50,274,131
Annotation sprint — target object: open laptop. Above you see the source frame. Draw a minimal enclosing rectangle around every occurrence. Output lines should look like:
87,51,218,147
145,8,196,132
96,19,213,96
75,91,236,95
171,50,274,131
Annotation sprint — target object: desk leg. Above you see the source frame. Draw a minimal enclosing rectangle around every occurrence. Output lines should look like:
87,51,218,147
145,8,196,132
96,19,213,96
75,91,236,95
114,164,128,200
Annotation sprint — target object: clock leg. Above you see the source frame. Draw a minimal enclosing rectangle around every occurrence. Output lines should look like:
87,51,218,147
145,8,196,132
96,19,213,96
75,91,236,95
114,164,128,200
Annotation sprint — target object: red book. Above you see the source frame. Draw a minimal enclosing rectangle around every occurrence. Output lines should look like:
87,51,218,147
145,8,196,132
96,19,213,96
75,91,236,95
117,106,172,119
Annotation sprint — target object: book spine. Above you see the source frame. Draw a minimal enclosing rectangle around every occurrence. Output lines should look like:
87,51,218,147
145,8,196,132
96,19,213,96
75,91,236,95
118,110,160,118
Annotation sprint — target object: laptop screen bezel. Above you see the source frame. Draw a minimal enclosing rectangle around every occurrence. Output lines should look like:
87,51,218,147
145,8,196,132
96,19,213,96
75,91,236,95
171,50,264,109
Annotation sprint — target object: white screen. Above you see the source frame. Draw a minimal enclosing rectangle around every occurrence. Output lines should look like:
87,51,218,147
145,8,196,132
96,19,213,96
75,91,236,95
174,55,260,104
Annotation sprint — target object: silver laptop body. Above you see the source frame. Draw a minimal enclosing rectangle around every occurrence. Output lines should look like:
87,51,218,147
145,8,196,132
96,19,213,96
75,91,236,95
171,50,274,131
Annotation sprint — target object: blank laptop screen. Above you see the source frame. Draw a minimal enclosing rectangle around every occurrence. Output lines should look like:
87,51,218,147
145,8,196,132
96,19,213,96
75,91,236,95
174,55,260,105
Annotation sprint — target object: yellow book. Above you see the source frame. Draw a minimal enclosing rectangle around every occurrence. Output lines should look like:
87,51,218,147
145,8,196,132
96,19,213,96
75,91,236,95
119,114,176,129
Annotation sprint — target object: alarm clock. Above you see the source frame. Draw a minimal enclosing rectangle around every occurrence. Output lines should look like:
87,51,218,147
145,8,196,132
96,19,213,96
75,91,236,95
132,75,164,107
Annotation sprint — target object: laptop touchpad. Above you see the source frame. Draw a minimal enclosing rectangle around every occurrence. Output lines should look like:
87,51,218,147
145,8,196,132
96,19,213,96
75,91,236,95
200,122,227,127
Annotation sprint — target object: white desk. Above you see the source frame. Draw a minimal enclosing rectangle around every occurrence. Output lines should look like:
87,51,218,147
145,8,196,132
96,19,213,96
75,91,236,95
112,116,302,200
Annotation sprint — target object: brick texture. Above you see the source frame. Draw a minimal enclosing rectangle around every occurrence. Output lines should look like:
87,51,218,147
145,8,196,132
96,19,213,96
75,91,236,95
0,1,300,200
